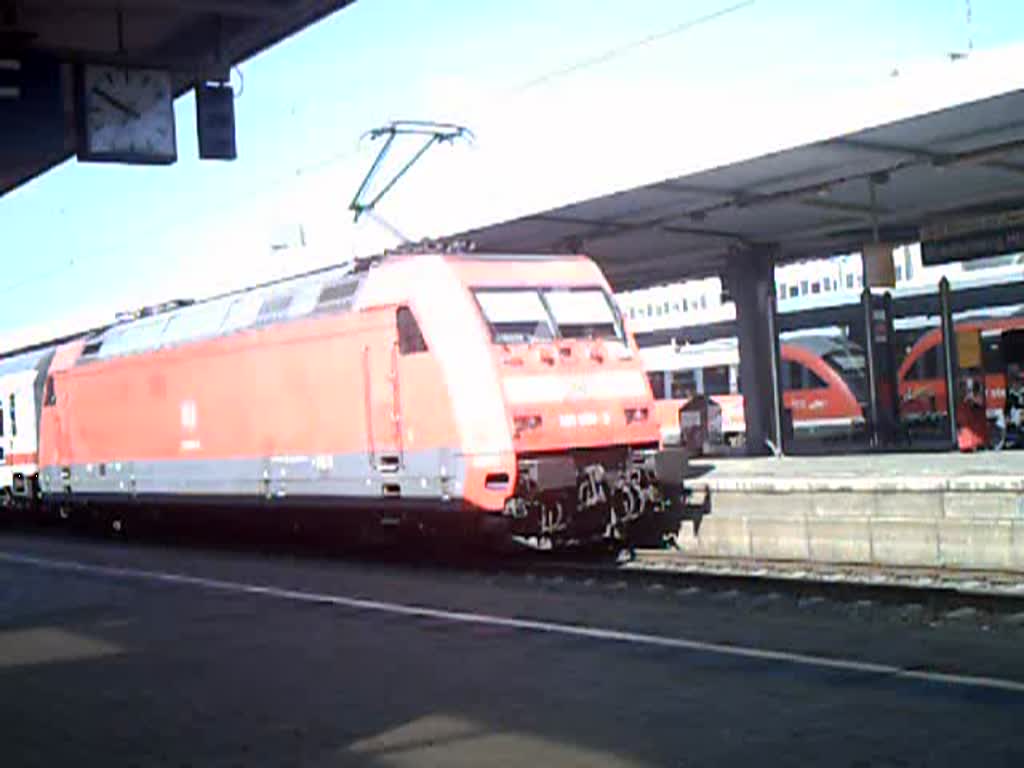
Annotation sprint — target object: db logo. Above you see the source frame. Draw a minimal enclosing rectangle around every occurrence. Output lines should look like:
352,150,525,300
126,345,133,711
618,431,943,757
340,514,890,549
180,400,198,432
568,378,588,400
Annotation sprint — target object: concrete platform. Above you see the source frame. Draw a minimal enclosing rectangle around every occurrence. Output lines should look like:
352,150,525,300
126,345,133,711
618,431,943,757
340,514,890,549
675,452,1024,573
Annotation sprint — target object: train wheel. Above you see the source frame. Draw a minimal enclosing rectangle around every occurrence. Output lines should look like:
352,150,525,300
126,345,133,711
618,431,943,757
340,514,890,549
64,505,91,536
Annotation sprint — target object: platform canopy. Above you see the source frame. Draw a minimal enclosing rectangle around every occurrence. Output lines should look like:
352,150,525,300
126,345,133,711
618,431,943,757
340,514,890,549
1,0,356,195
459,57,1024,292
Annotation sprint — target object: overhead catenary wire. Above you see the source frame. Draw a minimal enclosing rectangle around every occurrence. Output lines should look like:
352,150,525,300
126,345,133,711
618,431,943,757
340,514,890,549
512,0,757,93
286,0,760,244
294,0,759,177
0,2,759,306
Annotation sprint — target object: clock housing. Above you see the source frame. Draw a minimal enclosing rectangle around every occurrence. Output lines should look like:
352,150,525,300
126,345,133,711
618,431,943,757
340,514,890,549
76,64,177,165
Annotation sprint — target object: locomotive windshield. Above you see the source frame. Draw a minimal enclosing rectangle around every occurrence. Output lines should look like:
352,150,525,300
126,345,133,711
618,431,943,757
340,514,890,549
823,347,869,404
474,287,623,344
474,290,556,344
542,288,621,340
825,350,865,374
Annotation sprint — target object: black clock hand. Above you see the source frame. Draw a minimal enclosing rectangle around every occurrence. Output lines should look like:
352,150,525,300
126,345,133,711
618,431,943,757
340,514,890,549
92,87,141,120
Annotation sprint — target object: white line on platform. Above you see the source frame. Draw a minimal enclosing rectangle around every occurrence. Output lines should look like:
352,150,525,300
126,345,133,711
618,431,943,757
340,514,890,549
3,550,1023,694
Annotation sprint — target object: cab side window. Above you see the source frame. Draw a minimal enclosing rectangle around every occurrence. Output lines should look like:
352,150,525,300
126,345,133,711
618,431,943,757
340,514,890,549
9,394,16,437
781,361,827,391
800,363,828,390
647,372,671,399
44,376,56,406
906,355,923,381
906,345,940,381
397,307,428,355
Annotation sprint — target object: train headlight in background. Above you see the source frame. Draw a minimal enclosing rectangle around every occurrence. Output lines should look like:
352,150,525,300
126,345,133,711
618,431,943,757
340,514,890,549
623,406,649,424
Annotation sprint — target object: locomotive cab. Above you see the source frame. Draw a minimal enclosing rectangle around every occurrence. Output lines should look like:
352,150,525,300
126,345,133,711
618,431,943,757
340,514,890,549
443,256,686,546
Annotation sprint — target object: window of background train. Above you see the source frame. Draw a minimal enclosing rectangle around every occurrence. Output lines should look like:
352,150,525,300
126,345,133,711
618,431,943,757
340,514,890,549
906,346,942,381
670,370,697,399
542,288,623,341
781,361,827,390
703,366,731,396
474,290,555,344
824,348,868,401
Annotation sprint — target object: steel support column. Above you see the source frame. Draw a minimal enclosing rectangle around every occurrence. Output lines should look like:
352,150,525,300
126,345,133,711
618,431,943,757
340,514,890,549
939,276,960,449
726,248,782,456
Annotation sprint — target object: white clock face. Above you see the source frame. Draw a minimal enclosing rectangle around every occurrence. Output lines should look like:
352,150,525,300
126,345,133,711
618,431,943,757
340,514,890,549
80,65,177,162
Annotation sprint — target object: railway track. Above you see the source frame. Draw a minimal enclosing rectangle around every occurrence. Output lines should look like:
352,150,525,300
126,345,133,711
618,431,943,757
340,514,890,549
626,548,1024,598
6,517,1024,628
494,547,1024,627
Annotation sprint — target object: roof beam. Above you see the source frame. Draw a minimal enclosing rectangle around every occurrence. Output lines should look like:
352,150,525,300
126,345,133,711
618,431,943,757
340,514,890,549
17,0,288,19
978,160,1024,176
531,213,755,249
798,197,892,216
829,137,942,162
651,180,737,199
530,213,629,230
659,223,754,245
832,135,1024,176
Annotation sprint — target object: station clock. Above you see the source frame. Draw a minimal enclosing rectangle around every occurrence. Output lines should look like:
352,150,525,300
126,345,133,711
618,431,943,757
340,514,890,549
75,63,177,165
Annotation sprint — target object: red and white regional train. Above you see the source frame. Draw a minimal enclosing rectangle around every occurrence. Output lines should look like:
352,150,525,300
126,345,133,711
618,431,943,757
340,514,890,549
644,334,868,445
898,314,1024,425
0,251,685,547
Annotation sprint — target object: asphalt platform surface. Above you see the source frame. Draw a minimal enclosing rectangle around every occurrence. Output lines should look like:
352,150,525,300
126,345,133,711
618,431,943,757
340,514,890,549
1,529,1023,767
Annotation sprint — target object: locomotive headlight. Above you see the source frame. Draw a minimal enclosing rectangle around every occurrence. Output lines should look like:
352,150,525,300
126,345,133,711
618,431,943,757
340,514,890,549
513,413,543,437
623,406,649,424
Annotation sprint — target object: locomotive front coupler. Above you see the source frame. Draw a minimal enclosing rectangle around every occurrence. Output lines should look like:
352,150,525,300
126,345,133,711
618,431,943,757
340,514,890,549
627,445,688,513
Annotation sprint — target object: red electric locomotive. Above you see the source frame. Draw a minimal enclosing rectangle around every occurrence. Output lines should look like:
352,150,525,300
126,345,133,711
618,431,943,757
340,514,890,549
32,251,685,547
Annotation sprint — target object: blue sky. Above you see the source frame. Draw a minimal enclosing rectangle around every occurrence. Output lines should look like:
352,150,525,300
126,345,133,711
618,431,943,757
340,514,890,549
2,0,1024,346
